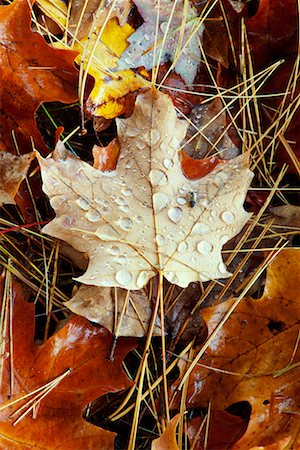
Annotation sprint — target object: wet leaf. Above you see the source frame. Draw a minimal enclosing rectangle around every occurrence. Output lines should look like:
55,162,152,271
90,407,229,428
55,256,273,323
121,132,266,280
72,17,148,119
66,284,162,337
69,0,132,39
0,274,135,449
0,151,34,206
117,0,203,85
173,249,300,449
0,0,78,154
37,89,252,290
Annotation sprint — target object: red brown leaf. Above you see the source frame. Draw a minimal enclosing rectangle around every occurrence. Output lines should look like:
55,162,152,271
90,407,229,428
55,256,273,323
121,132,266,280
0,0,78,155
0,274,135,449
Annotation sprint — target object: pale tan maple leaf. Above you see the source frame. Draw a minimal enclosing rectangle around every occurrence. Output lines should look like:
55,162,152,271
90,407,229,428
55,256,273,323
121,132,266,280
37,89,253,290
66,284,161,337
0,151,34,206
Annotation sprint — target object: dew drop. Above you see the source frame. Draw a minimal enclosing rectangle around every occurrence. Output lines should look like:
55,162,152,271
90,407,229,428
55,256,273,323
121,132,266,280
86,209,101,222
108,246,120,256
153,192,169,213
60,216,74,228
115,197,125,206
220,234,229,245
126,127,140,137
118,255,127,264
150,129,161,144
115,270,132,286
118,217,133,231
136,271,149,288
192,223,209,234
221,211,235,224
149,169,168,187
136,215,143,223
76,196,91,210
160,21,168,33
96,225,119,241
164,159,173,169
122,188,132,197
218,262,228,274
168,207,183,223
156,234,165,246
178,241,188,253
177,197,186,205
125,160,133,169
197,240,213,255
166,272,178,284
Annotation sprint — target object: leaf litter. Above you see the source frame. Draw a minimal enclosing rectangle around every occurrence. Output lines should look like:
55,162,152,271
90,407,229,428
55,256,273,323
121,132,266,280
0,0,300,448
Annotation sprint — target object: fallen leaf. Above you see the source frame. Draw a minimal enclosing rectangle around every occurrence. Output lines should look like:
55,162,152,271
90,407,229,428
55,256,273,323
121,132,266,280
37,89,253,290
0,0,78,154
69,0,132,39
247,0,298,69
172,249,300,449
184,97,240,160
269,205,300,228
187,410,248,450
151,414,181,450
117,0,203,85
66,284,162,337
0,151,34,206
36,0,67,29
0,273,135,449
72,17,148,119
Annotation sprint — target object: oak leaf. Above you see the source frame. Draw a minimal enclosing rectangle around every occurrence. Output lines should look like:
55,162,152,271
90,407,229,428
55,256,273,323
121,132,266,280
66,284,162,337
0,0,78,154
0,274,135,449
117,0,202,85
0,151,34,206
173,249,300,449
37,89,252,290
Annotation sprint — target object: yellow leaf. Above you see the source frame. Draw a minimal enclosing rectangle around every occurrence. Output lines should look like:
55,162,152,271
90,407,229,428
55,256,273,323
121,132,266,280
36,0,67,29
74,18,149,119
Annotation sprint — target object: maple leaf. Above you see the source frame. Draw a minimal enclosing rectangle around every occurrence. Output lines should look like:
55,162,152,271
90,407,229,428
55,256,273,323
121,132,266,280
0,151,34,206
172,249,300,449
0,274,135,449
37,89,252,290
0,0,78,154
117,0,202,85
66,284,162,337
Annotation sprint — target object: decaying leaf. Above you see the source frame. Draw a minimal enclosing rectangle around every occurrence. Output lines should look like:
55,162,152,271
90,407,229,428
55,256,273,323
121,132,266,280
151,414,181,450
66,284,162,337
269,205,300,228
172,249,300,449
37,89,253,290
117,0,202,85
0,151,34,206
0,0,78,154
0,274,135,449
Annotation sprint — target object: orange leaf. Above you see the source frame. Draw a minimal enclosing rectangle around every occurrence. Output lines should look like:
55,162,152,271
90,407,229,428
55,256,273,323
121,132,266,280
151,414,181,450
180,150,222,180
172,249,300,449
0,274,135,448
0,0,78,154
